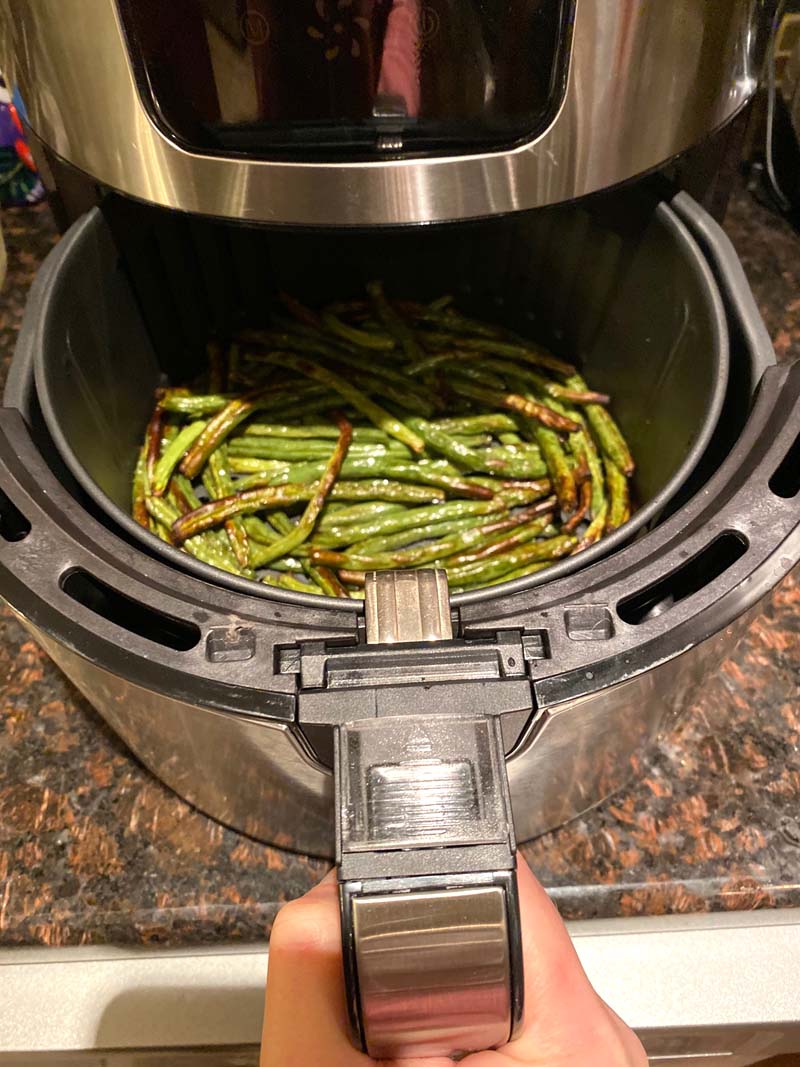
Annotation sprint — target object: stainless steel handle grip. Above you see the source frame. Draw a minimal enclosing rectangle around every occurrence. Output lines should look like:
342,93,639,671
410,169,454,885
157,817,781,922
335,571,524,1060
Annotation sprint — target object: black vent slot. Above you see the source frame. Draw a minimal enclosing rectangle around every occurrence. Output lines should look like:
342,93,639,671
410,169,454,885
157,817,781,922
61,569,200,651
617,532,748,626
770,430,800,499
0,488,31,542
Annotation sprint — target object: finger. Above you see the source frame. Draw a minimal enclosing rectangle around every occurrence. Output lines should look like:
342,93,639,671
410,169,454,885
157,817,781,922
260,870,369,1067
466,855,645,1066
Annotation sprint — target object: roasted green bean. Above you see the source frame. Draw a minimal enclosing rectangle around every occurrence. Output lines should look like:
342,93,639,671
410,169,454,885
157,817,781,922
134,284,635,596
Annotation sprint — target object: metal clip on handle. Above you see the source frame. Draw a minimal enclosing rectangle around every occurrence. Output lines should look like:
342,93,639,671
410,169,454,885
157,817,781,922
336,570,524,1061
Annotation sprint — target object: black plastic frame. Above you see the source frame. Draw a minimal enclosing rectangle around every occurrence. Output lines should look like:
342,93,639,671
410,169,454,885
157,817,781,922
0,193,796,729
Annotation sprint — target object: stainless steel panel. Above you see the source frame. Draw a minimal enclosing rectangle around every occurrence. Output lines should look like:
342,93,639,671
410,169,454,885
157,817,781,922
23,620,335,858
506,612,750,842
352,887,511,1058
2,0,766,224
18,611,742,856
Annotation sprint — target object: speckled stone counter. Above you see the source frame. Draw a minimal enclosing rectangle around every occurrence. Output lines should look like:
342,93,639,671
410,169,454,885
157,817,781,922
0,190,798,946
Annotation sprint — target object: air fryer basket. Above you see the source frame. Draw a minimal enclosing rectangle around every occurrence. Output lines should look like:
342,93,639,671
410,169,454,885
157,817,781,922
30,188,729,604
0,186,795,856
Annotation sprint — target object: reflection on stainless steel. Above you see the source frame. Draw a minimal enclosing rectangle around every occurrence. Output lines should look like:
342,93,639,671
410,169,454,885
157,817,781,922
506,616,752,842
352,887,511,1059
23,620,334,857
2,0,770,224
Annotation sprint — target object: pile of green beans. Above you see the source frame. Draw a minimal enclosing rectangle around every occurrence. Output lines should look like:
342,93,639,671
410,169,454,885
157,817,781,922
132,284,635,597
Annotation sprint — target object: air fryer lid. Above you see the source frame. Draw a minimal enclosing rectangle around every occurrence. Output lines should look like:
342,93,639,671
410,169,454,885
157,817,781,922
31,191,728,606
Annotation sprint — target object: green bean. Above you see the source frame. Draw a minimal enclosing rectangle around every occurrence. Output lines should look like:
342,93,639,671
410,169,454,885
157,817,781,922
352,503,558,563
416,331,576,377
167,481,253,575
262,572,324,594
321,310,396,351
132,443,149,528
452,434,493,448
144,404,166,488
279,291,323,329
151,422,206,495
135,286,636,597
347,458,492,498
237,467,452,499
244,415,352,566
405,415,495,474
308,565,349,597
250,331,435,414
576,502,609,551
495,484,554,508
172,484,310,542
328,480,444,503
338,568,366,587
461,560,551,588
417,349,608,405
242,515,281,545
442,534,576,585
256,353,426,454
228,457,292,475
145,494,178,537
375,462,492,499
566,374,635,475
228,437,409,462
529,425,576,514
571,428,605,518
430,414,518,435
169,473,202,511
367,280,424,362
351,515,489,555
465,474,550,493
489,359,609,405
312,504,549,572
242,423,395,443
180,386,285,478
604,458,631,532
335,534,572,589
452,378,580,433
264,509,347,594
444,361,508,390
205,446,250,568
262,510,344,592
409,306,503,339
480,447,548,480
159,392,232,416
443,513,556,569
317,501,406,528
253,547,303,570
232,456,489,498
312,499,506,548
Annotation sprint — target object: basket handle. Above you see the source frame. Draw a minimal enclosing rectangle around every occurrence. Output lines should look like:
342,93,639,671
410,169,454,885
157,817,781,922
335,570,524,1059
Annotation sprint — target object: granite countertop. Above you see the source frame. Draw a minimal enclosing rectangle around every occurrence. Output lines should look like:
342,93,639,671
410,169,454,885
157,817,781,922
0,190,798,947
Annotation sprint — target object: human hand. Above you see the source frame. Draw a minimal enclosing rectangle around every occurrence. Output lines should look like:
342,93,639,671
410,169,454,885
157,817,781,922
261,855,647,1067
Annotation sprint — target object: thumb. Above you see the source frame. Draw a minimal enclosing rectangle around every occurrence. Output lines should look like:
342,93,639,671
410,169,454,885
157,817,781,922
261,870,369,1067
